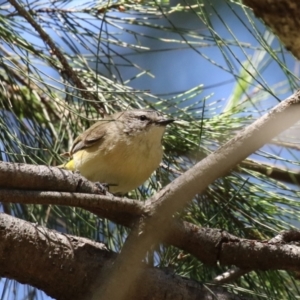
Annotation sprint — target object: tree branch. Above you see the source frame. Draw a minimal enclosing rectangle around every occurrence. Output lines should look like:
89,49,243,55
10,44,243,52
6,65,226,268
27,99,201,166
0,213,246,300
93,90,300,300
0,188,143,227
239,158,300,185
243,0,300,59
2,185,300,274
0,161,102,194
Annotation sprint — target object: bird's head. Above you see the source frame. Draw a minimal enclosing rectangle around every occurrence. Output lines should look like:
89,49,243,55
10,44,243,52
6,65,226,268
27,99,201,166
113,109,174,138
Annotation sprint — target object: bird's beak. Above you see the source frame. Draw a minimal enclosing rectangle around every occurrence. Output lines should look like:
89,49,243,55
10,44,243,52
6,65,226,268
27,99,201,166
156,118,174,126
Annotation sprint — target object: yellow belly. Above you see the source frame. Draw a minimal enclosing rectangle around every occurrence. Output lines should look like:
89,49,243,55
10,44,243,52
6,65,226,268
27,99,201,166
72,140,163,194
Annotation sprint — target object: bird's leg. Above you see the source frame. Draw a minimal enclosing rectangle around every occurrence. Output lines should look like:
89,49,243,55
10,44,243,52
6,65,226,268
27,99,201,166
94,182,118,195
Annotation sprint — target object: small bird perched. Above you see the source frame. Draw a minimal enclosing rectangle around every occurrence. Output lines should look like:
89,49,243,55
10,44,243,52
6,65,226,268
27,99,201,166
60,109,174,194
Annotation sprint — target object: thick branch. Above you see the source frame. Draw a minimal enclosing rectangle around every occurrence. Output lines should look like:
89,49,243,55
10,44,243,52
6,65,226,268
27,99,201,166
243,0,300,59
0,213,245,300
2,187,300,273
0,161,102,194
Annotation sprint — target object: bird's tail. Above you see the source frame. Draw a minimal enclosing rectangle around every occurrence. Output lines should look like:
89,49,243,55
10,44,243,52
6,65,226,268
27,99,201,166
57,159,75,171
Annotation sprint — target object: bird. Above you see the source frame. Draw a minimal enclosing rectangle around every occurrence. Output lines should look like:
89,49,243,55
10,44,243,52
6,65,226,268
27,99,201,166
60,109,174,194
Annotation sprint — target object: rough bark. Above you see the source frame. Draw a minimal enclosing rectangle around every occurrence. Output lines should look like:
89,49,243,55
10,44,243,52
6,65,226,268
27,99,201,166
0,213,247,300
1,185,300,273
243,0,300,59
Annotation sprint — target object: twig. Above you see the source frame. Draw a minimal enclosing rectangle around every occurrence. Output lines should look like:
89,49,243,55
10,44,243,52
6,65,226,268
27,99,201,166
0,189,144,227
271,139,300,151
239,158,300,185
213,267,251,284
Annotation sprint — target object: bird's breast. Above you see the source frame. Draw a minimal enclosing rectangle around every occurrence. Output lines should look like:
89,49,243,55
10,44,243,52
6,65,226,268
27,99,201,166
72,133,163,194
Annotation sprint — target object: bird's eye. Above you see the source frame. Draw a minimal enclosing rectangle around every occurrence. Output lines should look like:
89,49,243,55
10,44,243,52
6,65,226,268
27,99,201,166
139,115,147,121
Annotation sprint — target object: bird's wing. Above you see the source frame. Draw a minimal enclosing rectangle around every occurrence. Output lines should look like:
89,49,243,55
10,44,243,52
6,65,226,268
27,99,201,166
70,121,109,155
